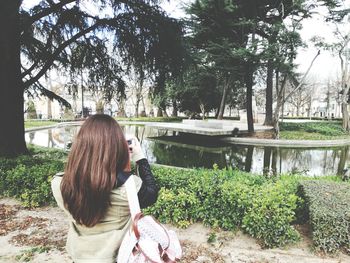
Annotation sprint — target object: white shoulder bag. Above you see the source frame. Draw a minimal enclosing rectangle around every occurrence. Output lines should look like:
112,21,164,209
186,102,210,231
117,176,182,263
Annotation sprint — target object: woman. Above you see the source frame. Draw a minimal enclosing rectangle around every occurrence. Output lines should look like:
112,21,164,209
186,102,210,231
51,114,158,263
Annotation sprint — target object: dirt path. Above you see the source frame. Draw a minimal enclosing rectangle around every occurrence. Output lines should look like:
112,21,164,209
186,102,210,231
1,198,349,263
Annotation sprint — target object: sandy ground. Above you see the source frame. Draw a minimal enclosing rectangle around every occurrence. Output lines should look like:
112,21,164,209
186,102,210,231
0,198,349,263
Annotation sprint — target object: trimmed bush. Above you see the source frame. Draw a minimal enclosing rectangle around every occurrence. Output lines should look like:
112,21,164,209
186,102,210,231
4,148,348,249
148,166,301,248
299,180,350,253
146,188,200,228
242,181,300,247
0,149,65,207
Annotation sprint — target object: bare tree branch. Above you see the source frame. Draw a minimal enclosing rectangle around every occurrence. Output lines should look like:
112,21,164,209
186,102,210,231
282,50,320,104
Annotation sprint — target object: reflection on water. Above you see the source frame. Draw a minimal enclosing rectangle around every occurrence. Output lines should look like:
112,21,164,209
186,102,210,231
25,125,350,176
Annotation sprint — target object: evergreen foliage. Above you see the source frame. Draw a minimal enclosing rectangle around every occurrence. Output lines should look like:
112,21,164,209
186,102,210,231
299,180,350,253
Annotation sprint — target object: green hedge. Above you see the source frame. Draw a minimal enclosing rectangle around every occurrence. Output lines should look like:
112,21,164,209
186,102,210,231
1,148,349,251
0,147,65,207
146,166,301,248
299,180,350,253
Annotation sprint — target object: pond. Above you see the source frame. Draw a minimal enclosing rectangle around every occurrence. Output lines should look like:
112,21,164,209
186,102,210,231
25,124,350,176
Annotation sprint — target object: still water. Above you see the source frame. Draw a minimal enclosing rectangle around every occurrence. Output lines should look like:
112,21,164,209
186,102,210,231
25,125,350,176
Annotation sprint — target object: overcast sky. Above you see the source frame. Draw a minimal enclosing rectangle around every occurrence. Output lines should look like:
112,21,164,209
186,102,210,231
22,0,350,86
161,0,350,85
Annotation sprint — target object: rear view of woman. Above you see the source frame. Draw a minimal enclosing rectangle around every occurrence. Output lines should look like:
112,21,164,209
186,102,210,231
51,114,158,263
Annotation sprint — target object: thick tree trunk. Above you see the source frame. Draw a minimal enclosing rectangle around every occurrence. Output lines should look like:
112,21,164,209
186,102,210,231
245,69,254,133
0,0,28,156
264,59,274,126
217,79,229,120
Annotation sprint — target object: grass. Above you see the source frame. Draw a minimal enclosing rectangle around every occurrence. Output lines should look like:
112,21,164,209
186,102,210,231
25,120,58,129
279,121,349,140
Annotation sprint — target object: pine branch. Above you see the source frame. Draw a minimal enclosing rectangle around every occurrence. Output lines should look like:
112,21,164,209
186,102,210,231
23,22,101,89
33,81,71,108
21,0,76,31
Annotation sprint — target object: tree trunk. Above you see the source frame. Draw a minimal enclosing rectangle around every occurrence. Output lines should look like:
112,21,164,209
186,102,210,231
342,102,350,131
117,97,127,117
264,59,274,126
47,98,52,119
156,107,163,117
172,99,178,117
245,68,254,132
135,99,139,118
0,0,28,156
162,108,169,117
96,100,104,114
273,73,287,139
217,78,229,120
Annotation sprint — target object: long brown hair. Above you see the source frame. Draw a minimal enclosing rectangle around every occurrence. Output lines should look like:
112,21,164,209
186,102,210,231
61,114,129,227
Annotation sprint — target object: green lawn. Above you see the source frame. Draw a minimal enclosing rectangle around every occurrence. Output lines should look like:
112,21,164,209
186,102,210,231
279,121,349,140
25,120,58,129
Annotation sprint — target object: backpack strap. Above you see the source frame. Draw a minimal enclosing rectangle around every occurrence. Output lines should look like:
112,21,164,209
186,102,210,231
54,172,64,177
124,176,141,218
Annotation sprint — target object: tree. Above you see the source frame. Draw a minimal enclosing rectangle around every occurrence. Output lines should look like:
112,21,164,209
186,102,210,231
187,0,247,120
125,67,150,118
176,67,221,119
273,51,320,138
312,7,350,130
0,0,185,156
285,80,312,117
187,0,312,132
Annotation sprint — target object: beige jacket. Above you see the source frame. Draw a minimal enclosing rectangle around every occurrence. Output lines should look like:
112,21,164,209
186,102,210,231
51,175,142,263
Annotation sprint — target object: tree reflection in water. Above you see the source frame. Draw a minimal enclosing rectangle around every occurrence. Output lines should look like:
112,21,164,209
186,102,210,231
25,125,350,176
244,146,254,172
337,146,349,176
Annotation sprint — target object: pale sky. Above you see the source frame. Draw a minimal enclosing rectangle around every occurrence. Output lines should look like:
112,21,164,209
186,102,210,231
22,0,350,86
162,0,350,84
